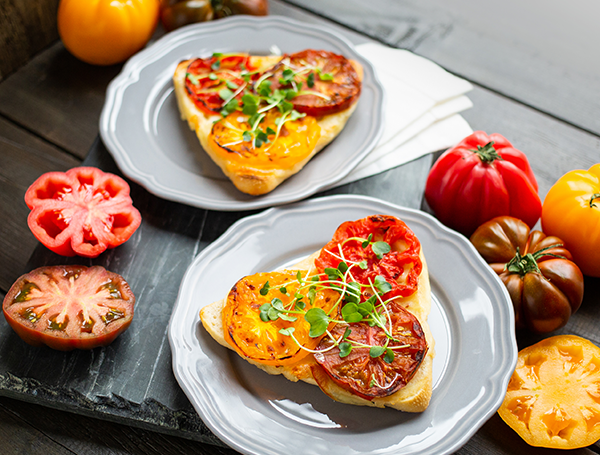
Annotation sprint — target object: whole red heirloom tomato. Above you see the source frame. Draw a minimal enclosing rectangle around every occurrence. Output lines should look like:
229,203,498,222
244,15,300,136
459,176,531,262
425,131,542,236
58,0,159,66
470,216,584,333
25,167,142,258
541,164,600,277
2,265,135,350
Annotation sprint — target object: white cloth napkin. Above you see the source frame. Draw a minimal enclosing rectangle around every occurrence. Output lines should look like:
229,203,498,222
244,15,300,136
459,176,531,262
332,43,474,187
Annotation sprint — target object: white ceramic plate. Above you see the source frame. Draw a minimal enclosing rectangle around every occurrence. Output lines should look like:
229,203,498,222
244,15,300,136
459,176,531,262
168,195,518,455
100,16,384,211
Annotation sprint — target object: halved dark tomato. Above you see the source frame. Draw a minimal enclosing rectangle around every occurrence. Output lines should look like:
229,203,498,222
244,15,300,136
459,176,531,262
313,301,428,399
315,215,422,299
223,270,339,366
268,49,362,117
185,53,254,115
2,265,135,350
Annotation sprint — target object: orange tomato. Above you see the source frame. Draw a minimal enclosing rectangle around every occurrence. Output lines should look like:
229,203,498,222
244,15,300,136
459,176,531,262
223,271,339,366
209,111,321,172
498,335,600,449
541,164,600,277
58,0,160,66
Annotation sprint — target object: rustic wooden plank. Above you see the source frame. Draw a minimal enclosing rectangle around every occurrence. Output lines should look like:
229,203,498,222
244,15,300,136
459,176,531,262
0,42,122,159
0,0,60,80
0,116,80,293
281,0,600,137
0,398,75,455
0,396,241,455
457,413,598,455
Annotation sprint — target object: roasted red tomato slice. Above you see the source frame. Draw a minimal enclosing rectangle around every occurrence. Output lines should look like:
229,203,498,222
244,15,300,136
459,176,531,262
268,49,362,117
2,265,135,350
315,215,422,299
313,301,428,399
185,53,255,115
25,167,142,258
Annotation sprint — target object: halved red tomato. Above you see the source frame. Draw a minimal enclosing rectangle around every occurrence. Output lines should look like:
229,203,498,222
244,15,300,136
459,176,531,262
269,49,362,117
2,265,135,350
25,167,141,258
313,300,428,399
223,270,339,366
315,215,422,299
185,53,254,115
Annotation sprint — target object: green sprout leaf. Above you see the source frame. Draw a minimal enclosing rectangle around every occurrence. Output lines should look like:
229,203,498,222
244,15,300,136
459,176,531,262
279,327,295,336
362,234,373,248
208,73,218,81
307,286,316,306
384,348,395,363
357,300,374,317
374,275,392,295
271,298,284,311
218,88,234,101
289,110,305,121
259,281,270,296
339,342,352,358
344,282,361,304
305,307,329,337
338,261,349,274
369,345,386,358
226,80,239,90
259,303,271,322
242,130,252,142
307,72,315,88
325,267,342,281
358,260,368,270
341,303,363,323
372,241,391,259
318,72,334,81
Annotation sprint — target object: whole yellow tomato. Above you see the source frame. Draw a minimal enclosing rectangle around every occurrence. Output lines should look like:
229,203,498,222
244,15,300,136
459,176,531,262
58,0,160,66
541,164,600,277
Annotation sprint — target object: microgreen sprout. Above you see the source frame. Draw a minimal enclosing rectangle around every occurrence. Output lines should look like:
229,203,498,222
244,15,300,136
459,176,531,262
253,233,413,364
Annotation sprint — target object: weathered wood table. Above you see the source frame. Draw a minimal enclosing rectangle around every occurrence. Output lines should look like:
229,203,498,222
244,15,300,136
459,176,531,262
1,1,599,454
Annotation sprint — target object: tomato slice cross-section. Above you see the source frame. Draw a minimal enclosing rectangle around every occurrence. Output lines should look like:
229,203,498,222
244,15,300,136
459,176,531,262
268,49,362,117
25,167,141,258
313,300,428,399
223,270,339,366
2,265,135,350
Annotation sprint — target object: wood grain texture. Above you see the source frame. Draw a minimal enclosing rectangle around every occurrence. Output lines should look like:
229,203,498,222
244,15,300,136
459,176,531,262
0,0,60,80
281,0,600,136
0,396,242,455
0,117,79,293
460,86,600,200
0,42,122,159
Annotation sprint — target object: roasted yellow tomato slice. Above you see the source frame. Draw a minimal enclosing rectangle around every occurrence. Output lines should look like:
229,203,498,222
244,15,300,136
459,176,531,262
209,110,321,172
223,270,339,366
498,335,600,449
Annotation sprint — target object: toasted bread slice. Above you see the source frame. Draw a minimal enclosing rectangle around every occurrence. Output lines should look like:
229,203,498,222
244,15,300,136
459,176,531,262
173,54,362,195
200,250,435,412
